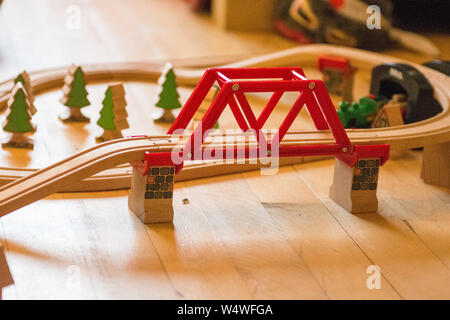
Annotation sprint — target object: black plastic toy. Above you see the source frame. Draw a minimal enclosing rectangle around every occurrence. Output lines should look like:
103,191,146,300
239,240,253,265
370,63,442,123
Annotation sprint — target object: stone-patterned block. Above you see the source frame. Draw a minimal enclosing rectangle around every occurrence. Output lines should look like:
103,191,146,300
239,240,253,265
128,166,175,224
330,158,380,213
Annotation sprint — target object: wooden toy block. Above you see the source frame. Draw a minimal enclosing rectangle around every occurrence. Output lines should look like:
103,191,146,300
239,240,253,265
96,83,129,142
372,95,406,128
2,83,35,149
0,244,14,300
318,56,356,103
372,105,403,128
212,0,276,31
330,158,381,213
153,63,182,123
421,142,450,188
14,71,37,115
59,64,90,123
128,166,175,224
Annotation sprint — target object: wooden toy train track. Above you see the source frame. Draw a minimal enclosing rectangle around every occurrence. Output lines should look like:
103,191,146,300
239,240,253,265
0,45,448,218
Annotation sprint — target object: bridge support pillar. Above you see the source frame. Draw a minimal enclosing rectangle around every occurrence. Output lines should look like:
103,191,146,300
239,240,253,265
421,142,450,188
128,165,175,224
330,158,380,213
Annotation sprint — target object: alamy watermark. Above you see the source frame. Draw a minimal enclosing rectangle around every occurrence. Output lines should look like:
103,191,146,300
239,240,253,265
366,265,381,290
66,4,81,30
367,5,381,30
66,264,81,291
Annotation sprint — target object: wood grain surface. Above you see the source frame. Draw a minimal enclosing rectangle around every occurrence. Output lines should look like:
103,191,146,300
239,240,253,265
0,0,449,299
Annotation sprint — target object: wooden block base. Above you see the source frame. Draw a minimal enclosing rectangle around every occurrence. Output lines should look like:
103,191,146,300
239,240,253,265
421,142,450,188
329,158,380,213
2,133,34,149
59,108,90,123
152,109,175,123
128,166,174,224
59,115,90,123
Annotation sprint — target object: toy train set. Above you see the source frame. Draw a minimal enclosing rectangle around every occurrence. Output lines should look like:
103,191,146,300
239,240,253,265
0,46,448,299
0,45,448,224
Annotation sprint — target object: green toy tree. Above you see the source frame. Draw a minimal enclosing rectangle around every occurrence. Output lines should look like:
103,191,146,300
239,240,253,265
98,88,115,131
14,71,37,115
59,65,90,122
2,83,35,149
153,63,182,123
96,83,129,142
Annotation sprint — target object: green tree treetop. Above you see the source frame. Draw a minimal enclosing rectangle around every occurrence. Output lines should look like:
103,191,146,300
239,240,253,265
98,87,115,130
97,84,129,131
14,71,37,115
60,65,90,108
3,83,34,133
154,63,182,110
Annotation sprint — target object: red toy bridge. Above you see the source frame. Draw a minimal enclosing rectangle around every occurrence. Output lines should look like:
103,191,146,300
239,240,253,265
144,67,389,174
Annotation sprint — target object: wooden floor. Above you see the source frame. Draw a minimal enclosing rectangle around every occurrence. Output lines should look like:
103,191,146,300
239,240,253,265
0,0,449,299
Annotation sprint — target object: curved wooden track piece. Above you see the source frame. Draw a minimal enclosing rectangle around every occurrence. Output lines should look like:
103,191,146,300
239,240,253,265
0,45,448,199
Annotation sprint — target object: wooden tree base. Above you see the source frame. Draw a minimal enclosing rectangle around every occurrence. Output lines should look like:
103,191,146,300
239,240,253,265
2,133,33,149
152,108,175,123
128,166,175,224
59,108,90,123
421,142,450,188
329,158,380,213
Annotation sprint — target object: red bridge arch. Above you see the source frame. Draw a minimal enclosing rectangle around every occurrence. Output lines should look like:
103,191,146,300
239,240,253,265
144,67,389,174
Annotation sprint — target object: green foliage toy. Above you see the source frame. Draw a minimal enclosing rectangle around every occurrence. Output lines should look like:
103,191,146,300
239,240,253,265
337,96,388,128
96,83,129,142
153,63,182,123
97,88,116,131
59,65,90,122
2,83,35,149
14,71,37,115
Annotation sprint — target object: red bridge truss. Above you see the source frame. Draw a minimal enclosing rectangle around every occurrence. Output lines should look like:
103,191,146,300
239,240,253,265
144,67,389,174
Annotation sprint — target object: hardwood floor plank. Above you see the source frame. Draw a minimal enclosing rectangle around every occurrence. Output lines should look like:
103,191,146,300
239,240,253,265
244,166,400,299
294,157,450,299
178,174,328,299
1,192,177,299
143,182,253,299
